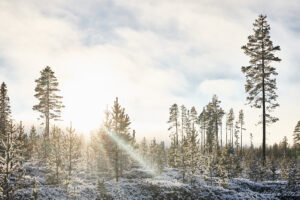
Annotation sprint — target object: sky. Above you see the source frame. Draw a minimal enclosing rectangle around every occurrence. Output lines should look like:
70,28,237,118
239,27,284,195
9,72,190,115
0,0,299,146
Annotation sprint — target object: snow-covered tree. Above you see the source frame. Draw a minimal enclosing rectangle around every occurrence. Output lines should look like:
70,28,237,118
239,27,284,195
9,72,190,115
0,121,25,200
47,126,65,184
28,125,38,159
104,97,133,182
287,161,300,192
0,82,11,156
64,122,81,185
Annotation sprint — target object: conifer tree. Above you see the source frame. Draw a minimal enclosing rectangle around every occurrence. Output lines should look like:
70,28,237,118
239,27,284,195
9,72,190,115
33,66,64,138
0,82,11,155
168,104,180,148
293,121,300,151
234,122,240,153
28,125,38,158
107,97,132,182
149,138,157,166
0,121,25,200
47,126,64,184
210,95,224,148
167,104,180,168
17,121,28,160
64,122,80,185
199,108,207,151
238,110,246,155
287,161,300,192
226,109,234,147
139,137,148,158
241,15,281,165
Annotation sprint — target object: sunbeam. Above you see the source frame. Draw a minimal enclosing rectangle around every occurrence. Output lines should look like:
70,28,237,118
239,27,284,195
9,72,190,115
104,128,159,176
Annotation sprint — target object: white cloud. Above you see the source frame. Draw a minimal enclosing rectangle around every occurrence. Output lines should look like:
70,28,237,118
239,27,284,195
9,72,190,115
0,0,299,146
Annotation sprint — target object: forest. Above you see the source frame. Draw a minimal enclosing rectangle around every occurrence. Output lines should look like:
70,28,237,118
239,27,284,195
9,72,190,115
0,8,300,200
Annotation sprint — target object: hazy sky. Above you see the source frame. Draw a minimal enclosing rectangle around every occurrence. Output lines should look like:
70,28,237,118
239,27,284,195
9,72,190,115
0,0,299,146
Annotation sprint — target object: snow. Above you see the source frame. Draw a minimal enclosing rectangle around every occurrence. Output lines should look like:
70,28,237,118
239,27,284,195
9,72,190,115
13,161,299,200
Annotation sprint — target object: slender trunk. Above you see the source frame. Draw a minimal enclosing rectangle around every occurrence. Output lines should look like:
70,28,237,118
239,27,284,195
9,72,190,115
175,119,178,147
226,123,227,146
240,124,243,156
115,146,119,182
46,76,50,139
215,117,218,148
220,123,223,148
262,20,266,166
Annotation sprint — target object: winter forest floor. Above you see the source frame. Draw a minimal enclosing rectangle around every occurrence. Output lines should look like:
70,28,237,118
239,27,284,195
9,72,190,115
15,160,299,200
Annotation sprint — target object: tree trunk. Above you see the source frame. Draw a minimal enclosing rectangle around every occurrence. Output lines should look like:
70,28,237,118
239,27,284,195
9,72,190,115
240,124,243,156
115,147,119,182
262,19,266,166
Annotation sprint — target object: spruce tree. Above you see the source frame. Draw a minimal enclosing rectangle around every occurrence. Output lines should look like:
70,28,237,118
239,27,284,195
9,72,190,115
47,126,64,184
64,122,80,185
107,97,132,182
33,66,64,138
241,15,281,165
0,121,25,200
0,82,11,156
28,125,38,158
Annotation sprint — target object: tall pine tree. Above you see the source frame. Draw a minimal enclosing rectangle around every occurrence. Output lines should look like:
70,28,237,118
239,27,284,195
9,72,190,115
33,66,64,138
241,15,281,165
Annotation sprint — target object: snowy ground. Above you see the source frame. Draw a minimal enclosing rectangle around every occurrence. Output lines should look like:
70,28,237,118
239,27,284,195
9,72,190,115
14,161,299,200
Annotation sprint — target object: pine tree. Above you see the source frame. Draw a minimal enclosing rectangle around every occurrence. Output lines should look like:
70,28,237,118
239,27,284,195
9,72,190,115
199,108,207,151
139,137,148,158
0,121,25,200
238,110,246,155
234,121,240,153
166,104,179,167
0,82,11,156
64,122,80,186
268,159,278,181
226,109,234,147
210,95,224,148
149,138,157,167
28,125,38,158
242,15,281,165
205,154,218,185
17,121,28,161
107,97,132,182
186,126,200,184
219,144,235,180
293,121,300,152
47,126,64,184
168,104,180,148
33,66,64,138
280,158,289,180
287,161,299,192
